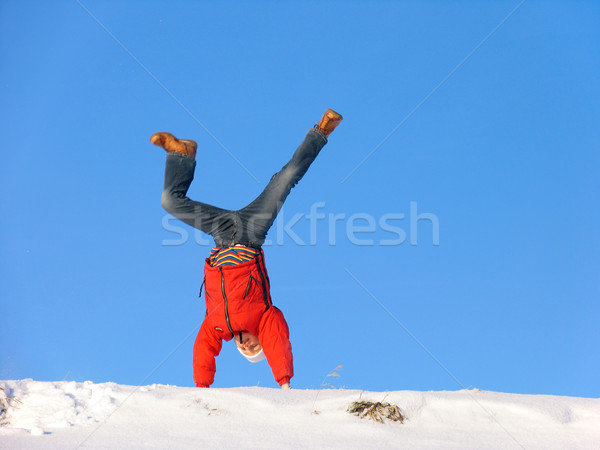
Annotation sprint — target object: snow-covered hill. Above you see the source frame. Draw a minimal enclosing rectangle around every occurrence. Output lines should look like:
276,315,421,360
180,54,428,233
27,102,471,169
0,379,598,449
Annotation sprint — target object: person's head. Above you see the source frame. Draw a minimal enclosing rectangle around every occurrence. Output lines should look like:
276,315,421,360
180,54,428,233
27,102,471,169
234,331,265,363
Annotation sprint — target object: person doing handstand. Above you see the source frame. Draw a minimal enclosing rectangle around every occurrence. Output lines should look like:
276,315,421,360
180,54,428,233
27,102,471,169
151,109,343,389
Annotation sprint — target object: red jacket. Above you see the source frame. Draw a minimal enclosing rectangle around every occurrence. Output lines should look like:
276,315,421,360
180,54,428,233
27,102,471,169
193,249,294,387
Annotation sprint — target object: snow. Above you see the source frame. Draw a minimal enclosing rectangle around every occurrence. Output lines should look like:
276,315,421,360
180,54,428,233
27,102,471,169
0,379,598,449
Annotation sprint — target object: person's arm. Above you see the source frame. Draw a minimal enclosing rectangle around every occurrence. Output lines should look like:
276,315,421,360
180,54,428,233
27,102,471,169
258,306,294,388
193,318,223,388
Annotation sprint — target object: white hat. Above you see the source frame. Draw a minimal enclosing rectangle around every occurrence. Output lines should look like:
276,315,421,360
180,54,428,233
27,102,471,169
237,346,266,363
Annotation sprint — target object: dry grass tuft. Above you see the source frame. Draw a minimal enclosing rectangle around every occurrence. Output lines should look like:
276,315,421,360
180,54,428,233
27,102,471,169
348,400,405,424
0,386,21,426
311,365,343,414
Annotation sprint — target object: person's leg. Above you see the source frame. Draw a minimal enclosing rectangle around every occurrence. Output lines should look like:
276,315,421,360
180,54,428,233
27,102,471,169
235,128,328,247
162,152,236,244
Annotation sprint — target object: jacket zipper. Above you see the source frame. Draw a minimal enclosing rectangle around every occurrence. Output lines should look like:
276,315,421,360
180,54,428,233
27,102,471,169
255,256,270,311
243,276,252,299
219,267,234,335
198,278,205,298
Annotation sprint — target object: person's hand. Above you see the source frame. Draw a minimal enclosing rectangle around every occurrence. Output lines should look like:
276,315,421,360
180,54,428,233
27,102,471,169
281,382,290,390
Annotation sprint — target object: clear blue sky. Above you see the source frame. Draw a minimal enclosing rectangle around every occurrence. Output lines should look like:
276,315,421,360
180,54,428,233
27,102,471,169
1,1,598,398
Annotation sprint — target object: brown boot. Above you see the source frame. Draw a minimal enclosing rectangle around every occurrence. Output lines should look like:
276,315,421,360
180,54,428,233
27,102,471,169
314,108,343,138
150,132,197,159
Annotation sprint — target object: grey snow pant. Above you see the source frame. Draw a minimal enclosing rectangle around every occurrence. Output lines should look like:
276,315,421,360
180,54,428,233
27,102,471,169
161,128,328,248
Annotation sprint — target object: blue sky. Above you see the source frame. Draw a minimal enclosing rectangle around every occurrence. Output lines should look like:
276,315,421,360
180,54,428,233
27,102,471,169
1,1,598,398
